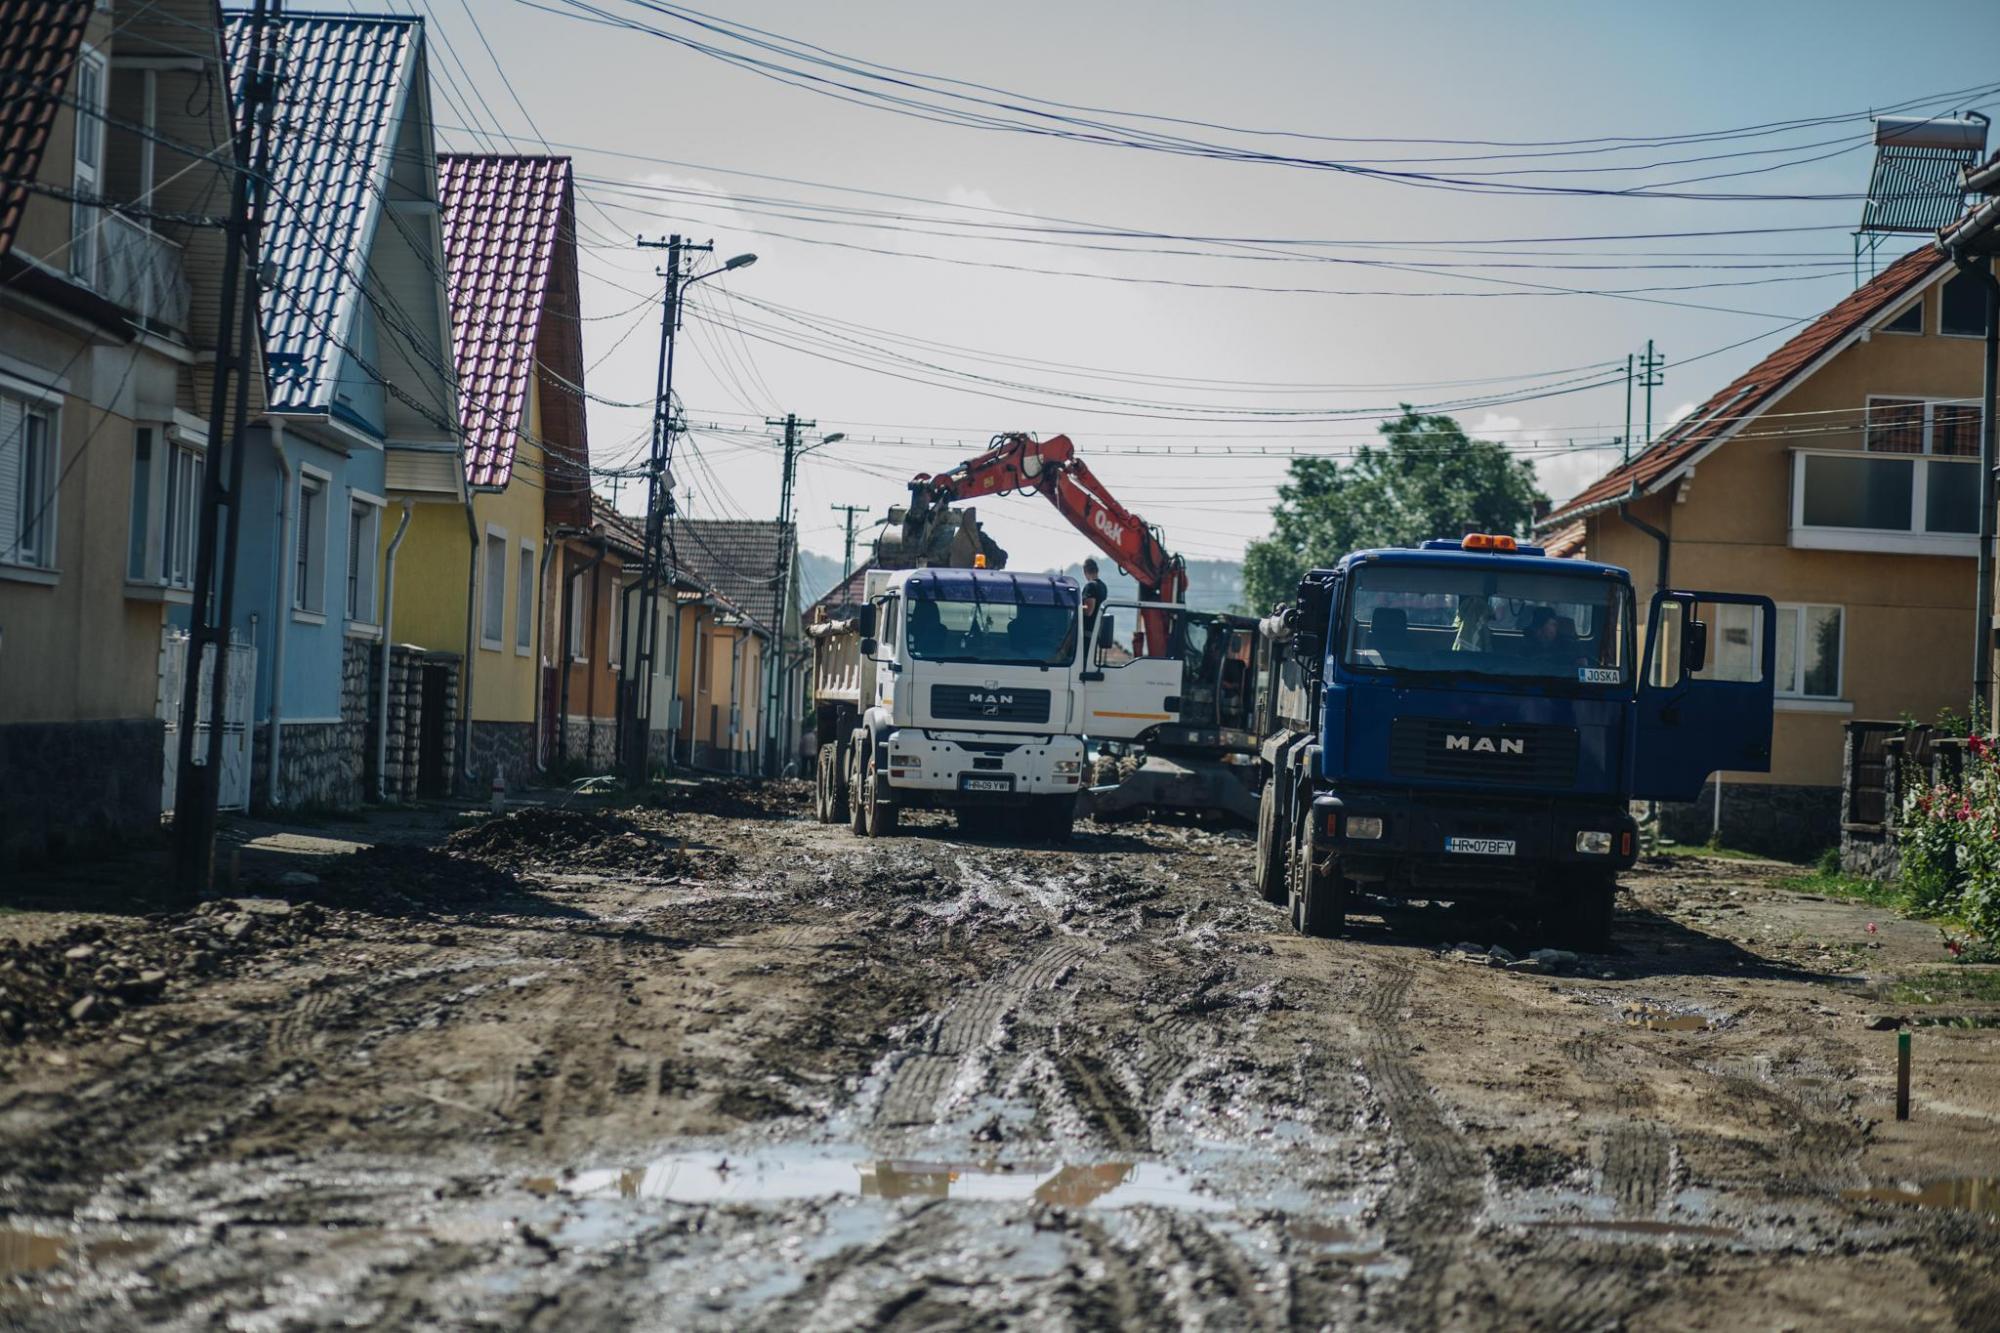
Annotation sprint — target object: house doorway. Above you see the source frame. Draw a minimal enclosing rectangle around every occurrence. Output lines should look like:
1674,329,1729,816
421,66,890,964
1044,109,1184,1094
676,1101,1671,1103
418,664,450,798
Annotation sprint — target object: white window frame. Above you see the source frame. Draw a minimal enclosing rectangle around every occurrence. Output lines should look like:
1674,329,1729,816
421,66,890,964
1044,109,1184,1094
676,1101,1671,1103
515,539,535,655
567,567,588,663
68,46,108,287
480,523,508,651
1881,300,1923,336
1864,394,1982,457
346,490,384,631
0,386,61,577
294,466,330,621
125,422,207,598
1773,602,1845,701
1789,447,1980,556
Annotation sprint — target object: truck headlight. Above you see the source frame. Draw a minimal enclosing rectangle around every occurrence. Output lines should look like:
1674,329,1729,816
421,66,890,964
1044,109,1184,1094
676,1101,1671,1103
890,753,920,768
1576,830,1613,855
1345,815,1384,841
1054,759,1081,775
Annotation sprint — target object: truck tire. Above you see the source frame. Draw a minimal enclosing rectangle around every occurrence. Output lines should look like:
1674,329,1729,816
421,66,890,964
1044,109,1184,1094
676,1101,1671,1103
820,741,849,825
1037,794,1076,844
814,743,832,822
847,739,867,835
1543,871,1615,951
1253,777,1288,905
861,748,899,838
1287,819,1347,938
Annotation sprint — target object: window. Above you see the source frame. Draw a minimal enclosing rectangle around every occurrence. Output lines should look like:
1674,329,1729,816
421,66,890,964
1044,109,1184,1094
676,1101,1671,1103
126,426,151,578
125,425,205,590
68,48,106,286
481,528,507,649
346,496,381,625
1866,397,1981,456
0,391,59,570
163,437,202,587
1882,301,1922,335
567,568,588,661
1342,564,1634,685
516,543,535,653
295,472,326,614
1774,604,1842,699
1942,270,1988,338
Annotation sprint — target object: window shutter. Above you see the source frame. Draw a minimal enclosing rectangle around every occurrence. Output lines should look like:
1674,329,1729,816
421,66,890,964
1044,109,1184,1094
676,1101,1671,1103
0,396,22,561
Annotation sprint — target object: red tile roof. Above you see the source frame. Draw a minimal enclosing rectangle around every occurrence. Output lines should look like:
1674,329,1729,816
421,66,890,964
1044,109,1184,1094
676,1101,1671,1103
1541,520,1587,559
0,1,91,257
437,154,573,489
1544,246,1948,525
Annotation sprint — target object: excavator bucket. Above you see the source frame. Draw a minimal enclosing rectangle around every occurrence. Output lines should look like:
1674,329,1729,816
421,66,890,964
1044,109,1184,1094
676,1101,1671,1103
1080,753,1260,825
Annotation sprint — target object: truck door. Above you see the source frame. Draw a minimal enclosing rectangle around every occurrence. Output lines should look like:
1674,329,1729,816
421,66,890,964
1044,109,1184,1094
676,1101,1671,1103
1632,591,1777,802
1077,601,1183,740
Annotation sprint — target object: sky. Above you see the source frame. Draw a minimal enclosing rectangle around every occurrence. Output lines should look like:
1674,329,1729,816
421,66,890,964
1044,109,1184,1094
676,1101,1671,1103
384,0,2000,570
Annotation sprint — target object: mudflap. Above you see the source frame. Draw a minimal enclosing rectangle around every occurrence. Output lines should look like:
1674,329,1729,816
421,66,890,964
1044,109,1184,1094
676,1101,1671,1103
1080,753,1260,825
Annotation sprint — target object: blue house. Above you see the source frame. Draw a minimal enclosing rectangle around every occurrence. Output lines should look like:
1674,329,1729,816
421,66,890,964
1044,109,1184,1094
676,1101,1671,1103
212,12,460,808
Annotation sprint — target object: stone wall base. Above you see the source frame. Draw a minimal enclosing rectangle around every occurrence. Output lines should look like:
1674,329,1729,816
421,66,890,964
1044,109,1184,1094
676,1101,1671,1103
1658,781,1840,863
560,716,618,772
0,718,165,865
470,720,538,791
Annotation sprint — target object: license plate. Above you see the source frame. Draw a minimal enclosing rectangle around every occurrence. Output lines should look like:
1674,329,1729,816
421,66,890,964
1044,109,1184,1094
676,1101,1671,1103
959,775,1014,793
1446,837,1516,856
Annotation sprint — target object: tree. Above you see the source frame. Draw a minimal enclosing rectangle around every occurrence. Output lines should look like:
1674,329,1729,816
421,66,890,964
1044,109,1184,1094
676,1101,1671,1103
1243,407,1546,611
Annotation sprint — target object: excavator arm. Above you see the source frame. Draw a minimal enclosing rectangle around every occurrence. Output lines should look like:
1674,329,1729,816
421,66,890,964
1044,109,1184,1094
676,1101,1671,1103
906,433,1187,656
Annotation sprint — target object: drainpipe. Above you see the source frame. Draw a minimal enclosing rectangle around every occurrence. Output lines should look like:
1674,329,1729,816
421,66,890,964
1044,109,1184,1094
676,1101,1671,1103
375,499,412,801
690,611,706,767
1618,497,1669,595
460,497,479,787
665,589,683,769
531,539,555,773
265,424,291,810
1953,248,1999,725
730,629,746,774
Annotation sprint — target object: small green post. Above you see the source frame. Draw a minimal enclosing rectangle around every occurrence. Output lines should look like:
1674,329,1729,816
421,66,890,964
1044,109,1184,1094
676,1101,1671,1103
1896,1030,1912,1121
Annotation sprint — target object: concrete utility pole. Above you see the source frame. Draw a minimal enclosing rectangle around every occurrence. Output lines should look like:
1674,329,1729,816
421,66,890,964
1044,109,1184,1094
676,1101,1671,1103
1622,353,1635,463
1639,340,1666,446
171,0,280,903
762,417,844,776
625,239,756,785
831,503,870,582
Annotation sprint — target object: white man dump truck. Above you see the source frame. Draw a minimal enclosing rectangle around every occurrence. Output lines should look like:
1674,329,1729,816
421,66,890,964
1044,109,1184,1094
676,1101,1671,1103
809,565,1184,841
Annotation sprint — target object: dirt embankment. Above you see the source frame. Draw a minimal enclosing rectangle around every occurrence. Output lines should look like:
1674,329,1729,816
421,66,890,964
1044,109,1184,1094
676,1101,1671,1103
1,789,1997,1330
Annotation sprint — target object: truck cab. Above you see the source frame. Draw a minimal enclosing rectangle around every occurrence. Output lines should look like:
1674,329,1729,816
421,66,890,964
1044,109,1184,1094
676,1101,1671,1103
1255,536,1776,947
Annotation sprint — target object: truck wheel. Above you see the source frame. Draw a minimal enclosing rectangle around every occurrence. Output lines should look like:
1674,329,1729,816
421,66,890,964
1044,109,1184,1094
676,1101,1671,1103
862,749,899,838
820,742,849,825
1543,872,1616,951
1038,794,1076,844
847,740,867,835
1287,820,1347,938
814,743,832,822
1253,777,1288,906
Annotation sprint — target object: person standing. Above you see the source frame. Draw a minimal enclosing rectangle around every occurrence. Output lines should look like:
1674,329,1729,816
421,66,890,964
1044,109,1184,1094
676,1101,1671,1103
1080,558,1108,632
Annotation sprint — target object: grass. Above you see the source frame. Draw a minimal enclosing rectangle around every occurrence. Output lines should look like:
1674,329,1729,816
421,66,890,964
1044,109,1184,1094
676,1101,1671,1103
1887,969,2000,1006
1651,839,1777,862
1775,864,1905,908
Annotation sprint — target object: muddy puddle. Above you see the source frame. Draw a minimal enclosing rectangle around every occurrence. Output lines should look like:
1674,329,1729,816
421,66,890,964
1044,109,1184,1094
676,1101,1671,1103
1843,1176,2000,1217
1624,1003,1716,1032
526,1149,1228,1212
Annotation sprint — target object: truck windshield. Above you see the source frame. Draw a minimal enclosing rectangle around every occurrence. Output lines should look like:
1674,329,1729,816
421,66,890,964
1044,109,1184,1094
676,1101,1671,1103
905,576,1078,666
1342,563,1633,685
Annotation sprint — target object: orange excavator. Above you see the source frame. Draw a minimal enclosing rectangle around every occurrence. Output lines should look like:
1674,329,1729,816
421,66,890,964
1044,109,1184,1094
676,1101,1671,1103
899,432,1263,823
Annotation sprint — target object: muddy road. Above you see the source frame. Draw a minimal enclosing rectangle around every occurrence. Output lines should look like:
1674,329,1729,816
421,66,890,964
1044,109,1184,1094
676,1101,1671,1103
4,784,2000,1329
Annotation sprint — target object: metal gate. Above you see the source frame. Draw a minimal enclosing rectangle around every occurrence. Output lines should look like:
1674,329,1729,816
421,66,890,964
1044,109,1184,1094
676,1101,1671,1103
158,627,256,812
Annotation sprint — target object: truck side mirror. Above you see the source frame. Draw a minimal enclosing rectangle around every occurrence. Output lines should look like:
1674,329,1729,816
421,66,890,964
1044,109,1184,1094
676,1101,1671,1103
860,637,879,657
859,605,878,638
1681,618,1709,675
1097,615,1115,649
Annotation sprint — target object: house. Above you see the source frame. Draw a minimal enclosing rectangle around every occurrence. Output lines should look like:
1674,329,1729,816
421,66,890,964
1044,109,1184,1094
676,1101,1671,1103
543,497,636,773
1539,245,1989,858
662,517,796,774
385,153,582,796
0,1,258,859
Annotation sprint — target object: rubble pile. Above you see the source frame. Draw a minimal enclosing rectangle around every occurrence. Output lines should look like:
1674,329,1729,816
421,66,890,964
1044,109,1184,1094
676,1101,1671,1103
445,807,739,878
642,778,811,821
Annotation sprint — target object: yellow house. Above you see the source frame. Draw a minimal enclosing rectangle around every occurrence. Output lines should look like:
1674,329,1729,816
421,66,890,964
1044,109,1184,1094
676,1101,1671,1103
384,155,587,792
1541,245,1988,857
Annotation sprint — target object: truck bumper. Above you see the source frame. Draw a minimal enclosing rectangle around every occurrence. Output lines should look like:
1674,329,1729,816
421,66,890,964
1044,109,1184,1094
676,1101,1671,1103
881,729,1084,805
1309,792,1638,892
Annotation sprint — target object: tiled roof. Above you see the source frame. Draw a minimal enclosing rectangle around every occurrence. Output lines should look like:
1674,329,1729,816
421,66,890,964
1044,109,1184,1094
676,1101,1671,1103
225,12,418,414
667,518,794,633
1544,246,1948,526
0,1,90,257
1540,521,1586,559
438,155,570,488
810,563,870,614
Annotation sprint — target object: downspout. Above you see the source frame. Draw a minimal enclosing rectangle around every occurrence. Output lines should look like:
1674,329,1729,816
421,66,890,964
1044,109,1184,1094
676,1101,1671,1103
1952,247,1999,724
531,539,555,772
460,497,479,786
1618,495,1669,594
690,611,706,767
375,499,412,801
731,629,746,774
265,424,291,809
665,590,683,768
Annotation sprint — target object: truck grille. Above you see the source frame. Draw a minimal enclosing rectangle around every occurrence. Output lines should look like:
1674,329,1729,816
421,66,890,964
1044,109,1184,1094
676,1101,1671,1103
1388,716,1578,786
929,684,1051,724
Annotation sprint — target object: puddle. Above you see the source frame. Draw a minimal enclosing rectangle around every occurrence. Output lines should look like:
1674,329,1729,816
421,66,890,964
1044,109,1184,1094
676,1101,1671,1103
1624,1004,1712,1033
1526,1218,1741,1241
0,1227,65,1275
530,1149,1226,1212
1843,1177,2000,1217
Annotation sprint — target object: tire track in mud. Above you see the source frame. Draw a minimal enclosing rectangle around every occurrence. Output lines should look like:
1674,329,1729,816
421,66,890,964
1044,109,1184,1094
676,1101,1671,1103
1561,1029,1673,1219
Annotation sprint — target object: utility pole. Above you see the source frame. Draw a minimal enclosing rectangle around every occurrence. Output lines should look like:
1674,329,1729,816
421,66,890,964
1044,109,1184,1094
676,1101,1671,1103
171,0,279,903
1640,339,1666,446
1622,353,1635,463
766,414,812,779
831,503,869,582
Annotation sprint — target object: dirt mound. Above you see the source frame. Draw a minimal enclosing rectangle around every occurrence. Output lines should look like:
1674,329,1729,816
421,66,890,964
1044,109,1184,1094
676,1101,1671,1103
446,806,740,879
0,898,327,1049
643,778,810,821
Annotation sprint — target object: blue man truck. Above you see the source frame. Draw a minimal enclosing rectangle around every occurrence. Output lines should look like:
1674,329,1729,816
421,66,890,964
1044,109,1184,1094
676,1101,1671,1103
1253,535,1777,949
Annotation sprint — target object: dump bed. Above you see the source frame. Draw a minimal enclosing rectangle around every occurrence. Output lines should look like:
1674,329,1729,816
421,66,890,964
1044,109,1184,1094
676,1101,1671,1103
809,617,869,706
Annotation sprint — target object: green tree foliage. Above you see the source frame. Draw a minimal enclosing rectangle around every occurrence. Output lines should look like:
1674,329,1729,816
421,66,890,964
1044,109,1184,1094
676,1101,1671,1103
1242,407,1547,611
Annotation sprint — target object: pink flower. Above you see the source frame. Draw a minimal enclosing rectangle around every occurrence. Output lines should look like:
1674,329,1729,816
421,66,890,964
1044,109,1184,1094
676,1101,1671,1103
1866,922,1878,935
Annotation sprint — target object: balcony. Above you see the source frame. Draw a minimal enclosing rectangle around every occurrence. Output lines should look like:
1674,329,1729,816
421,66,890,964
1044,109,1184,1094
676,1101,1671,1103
1789,448,1977,556
73,207,191,334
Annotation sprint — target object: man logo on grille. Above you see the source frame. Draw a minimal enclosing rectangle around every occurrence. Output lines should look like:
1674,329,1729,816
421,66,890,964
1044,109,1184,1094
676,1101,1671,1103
1445,733,1524,755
